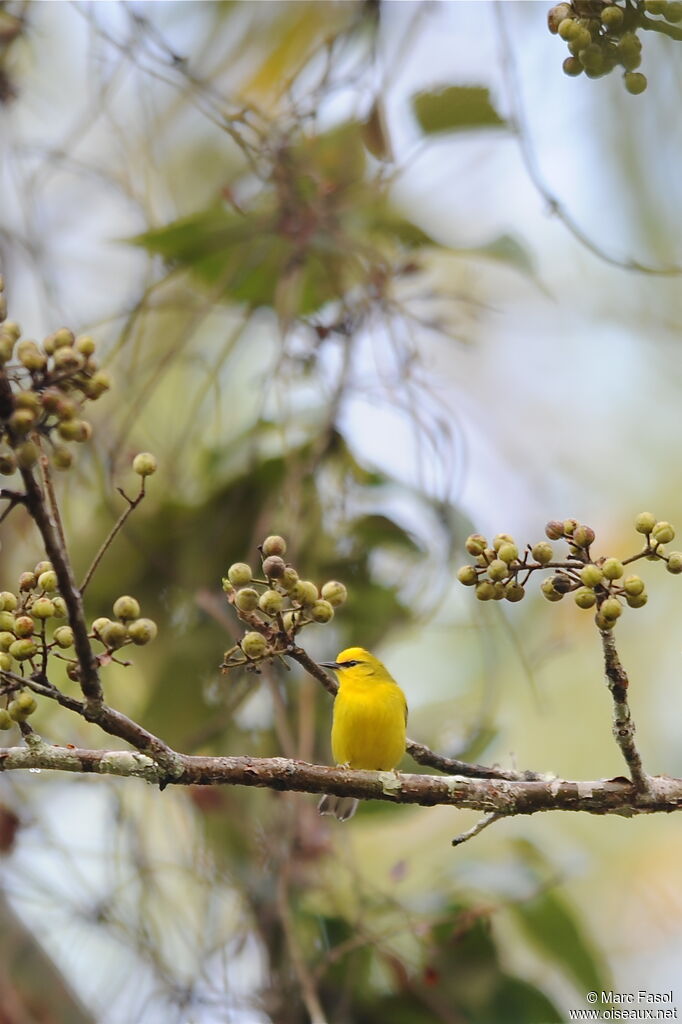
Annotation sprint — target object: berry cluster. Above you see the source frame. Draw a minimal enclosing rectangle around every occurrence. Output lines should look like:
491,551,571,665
546,0,682,92
90,596,158,658
0,280,110,474
458,513,681,631
221,535,347,671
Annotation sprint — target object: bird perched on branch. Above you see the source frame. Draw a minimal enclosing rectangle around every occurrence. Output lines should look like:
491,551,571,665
318,646,407,821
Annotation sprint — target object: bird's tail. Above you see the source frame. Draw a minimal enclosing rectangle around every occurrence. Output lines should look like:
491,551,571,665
317,794,359,821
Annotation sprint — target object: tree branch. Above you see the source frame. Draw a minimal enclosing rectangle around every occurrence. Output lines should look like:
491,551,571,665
2,743,681,817
600,628,649,792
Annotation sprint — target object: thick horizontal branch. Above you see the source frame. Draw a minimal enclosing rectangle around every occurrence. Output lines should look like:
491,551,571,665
2,742,682,817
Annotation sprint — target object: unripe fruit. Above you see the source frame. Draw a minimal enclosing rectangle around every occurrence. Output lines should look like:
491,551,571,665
0,592,17,611
280,567,299,591
465,534,487,556
32,598,55,619
0,613,15,631
545,521,564,540
652,521,675,544
530,542,552,564
262,555,286,579
19,572,36,592
602,4,624,28
572,525,595,548
602,558,624,580
15,691,37,713
242,631,268,659
258,590,284,615
293,580,319,606
548,3,572,33
505,582,525,602
113,595,140,620
75,335,96,355
34,562,52,575
574,587,596,609
14,616,34,637
0,710,11,729
15,443,39,469
541,579,563,602
563,518,578,536
457,565,478,586
311,599,335,623
475,581,494,601
551,573,572,594
38,570,58,592
127,618,158,645
53,328,74,349
601,597,622,620
491,583,506,601
0,632,14,651
262,535,287,557
92,617,111,637
492,533,515,552
626,592,648,609
100,621,128,649
0,452,17,474
235,588,259,612
487,559,508,582
2,321,20,341
580,564,603,587
478,548,496,565
53,626,74,648
84,371,111,399
52,346,80,369
321,581,347,606
282,611,298,632
623,575,645,596
644,0,666,11
558,16,579,39
9,639,37,660
497,543,519,564
16,341,46,371
10,408,37,434
666,552,682,574
57,419,89,442
635,512,656,534
595,612,614,631
67,663,81,682
624,71,647,93
228,563,252,587
563,56,584,76
666,1,682,21
8,698,32,721
52,597,67,617
133,451,157,476
0,652,12,670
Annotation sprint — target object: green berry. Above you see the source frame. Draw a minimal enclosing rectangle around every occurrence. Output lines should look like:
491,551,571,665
258,589,284,615
321,580,347,606
487,559,508,582
545,521,564,540
52,346,80,369
19,572,36,592
574,587,597,609
465,534,487,556
311,599,335,623
572,525,595,548
133,452,157,477
0,612,15,632
235,588,259,612
262,556,286,579
491,583,506,601
228,563,252,587
475,581,494,601
0,592,18,611
626,591,648,609
127,618,158,645
563,56,584,76
667,552,682,574
635,512,656,534
601,597,622,620
52,597,67,617
84,371,111,400
34,562,52,576
531,541,553,565
241,631,268,659
492,533,515,552
602,4,624,29
9,638,37,660
292,580,319,606
280,567,300,591
262,535,287,557
32,597,55,619
113,595,141,621
644,0,666,11
57,419,90,443
75,335,96,356
282,611,299,632
52,445,73,470
652,521,675,544
497,543,519,564
623,575,645,596
0,632,14,651
457,565,479,586
0,710,12,729
505,582,525,602
602,558,624,580
15,442,40,469
548,3,573,33
624,71,647,96
53,327,74,349
541,579,563,602
595,611,615,631
15,691,37,713
558,16,579,39
0,452,17,475
53,626,74,648
562,518,578,536
580,564,603,587
0,652,12,670
665,1,682,21
38,570,58,592
14,616,34,638
16,341,46,371
92,617,111,638
100,621,128,649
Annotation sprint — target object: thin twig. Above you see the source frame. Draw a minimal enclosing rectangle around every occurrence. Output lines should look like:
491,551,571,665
600,628,649,792
276,865,329,1024
451,812,502,848
0,489,27,525
39,448,68,555
79,480,146,595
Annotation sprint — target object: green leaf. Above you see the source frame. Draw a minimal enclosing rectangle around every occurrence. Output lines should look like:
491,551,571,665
509,887,609,996
412,85,506,135
491,975,564,1024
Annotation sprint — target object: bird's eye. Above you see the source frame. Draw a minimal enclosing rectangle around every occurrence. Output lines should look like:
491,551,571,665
341,660,359,667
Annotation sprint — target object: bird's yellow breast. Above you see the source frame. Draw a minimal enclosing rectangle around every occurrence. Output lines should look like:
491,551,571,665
331,676,406,771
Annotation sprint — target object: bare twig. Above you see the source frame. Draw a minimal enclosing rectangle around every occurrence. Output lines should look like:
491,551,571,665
39,449,67,555
451,812,502,848
276,866,329,1024
79,480,146,595
0,488,27,525
600,628,649,792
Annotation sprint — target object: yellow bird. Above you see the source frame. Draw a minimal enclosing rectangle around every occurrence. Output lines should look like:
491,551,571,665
318,646,407,821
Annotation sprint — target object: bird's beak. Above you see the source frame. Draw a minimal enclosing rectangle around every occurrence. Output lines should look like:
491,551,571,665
319,661,341,670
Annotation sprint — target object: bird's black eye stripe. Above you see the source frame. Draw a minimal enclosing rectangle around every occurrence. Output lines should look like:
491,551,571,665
340,659,360,667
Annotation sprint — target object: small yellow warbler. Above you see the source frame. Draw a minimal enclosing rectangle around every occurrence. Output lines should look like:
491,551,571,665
318,646,407,821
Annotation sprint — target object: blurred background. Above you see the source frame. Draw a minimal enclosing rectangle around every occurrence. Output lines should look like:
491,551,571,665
1,1,682,1021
